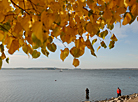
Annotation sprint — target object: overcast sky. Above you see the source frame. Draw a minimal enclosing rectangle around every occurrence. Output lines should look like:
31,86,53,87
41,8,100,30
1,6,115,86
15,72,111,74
2,20,138,69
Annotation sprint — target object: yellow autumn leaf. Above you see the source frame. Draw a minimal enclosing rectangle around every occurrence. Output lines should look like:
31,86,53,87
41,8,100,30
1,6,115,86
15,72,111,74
0,44,4,52
92,39,97,45
6,57,9,64
26,36,33,44
46,36,53,44
85,39,94,51
1,0,11,11
63,27,76,44
54,14,61,25
52,27,61,38
32,50,41,58
27,44,33,55
124,0,136,7
97,0,104,5
70,47,81,58
109,0,118,9
41,48,49,57
31,33,42,49
19,1,25,10
109,41,115,49
6,37,14,49
0,32,4,41
41,11,54,29
85,39,96,57
0,22,11,32
131,4,138,17
85,22,99,37
110,34,118,41
122,13,132,25
75,37,85,49
75,15,81,24
19,15,30,32
101,41,107,48
97,46,101,52
8,39,20,54
13,22,23,38
32,21,43,42
103,0,110,3
60,48,69,61
1,52,6,60
0,13,4,22
86,22,93,34
98,30,108,39
114,12,121,22
22,44,29,54
19,39,24,46
60,32,67,43
91,50,97,57
73,58,79,67
43,31,49,41
107,24,114,30
47,43,57,52
103,8,112,21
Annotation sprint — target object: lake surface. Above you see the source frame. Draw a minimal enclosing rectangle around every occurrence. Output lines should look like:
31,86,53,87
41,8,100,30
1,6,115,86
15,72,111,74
0,69,138,102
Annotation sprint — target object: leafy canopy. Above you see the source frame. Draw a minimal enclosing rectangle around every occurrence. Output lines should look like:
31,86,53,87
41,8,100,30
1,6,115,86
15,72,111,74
0,0,138,68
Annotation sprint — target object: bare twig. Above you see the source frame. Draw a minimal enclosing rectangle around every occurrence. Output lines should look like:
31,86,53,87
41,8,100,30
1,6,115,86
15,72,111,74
0,14,17,23
10,0,30,15
51,34,67,48
56,37,67,48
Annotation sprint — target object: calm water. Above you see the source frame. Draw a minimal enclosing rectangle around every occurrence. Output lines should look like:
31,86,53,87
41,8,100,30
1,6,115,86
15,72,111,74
0,69,138,102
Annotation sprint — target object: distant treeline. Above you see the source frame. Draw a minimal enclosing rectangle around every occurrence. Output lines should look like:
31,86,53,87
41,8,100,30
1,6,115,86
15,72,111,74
1,68,138,70
2,68,70,70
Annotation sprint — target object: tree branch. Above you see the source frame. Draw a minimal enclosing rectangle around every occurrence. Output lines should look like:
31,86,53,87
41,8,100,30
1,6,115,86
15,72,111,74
83,6,103,16
10,0,30,15
0,25,16,38
0,14,17,23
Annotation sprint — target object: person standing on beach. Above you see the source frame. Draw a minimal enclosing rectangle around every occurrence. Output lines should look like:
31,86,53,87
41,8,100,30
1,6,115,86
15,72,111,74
117,87,121,97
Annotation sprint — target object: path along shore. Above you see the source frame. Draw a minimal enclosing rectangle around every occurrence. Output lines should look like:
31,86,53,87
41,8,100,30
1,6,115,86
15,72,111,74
95,93,138,102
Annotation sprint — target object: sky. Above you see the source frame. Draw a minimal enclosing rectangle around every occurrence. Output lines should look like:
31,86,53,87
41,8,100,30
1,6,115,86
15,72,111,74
2,20,138,69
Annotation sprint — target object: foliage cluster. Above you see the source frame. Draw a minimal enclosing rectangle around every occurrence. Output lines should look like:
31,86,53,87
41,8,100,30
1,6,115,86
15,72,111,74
0,0,138,68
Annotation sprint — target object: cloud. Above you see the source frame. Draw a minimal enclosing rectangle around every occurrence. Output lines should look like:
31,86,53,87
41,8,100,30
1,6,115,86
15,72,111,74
128,20,138,33
124,40,131,44
112,20,138,39
112,24,128,38
128,54,138,59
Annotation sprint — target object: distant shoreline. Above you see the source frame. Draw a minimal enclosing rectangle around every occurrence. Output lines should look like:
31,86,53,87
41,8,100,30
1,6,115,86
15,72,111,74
1,68,138,70
1,68,68,70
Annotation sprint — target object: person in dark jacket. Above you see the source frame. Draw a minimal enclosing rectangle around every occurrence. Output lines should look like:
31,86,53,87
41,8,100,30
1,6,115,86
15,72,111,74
85,88,89,99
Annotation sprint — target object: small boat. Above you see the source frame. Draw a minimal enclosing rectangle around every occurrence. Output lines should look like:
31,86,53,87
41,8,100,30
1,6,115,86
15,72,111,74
60,69,63,72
